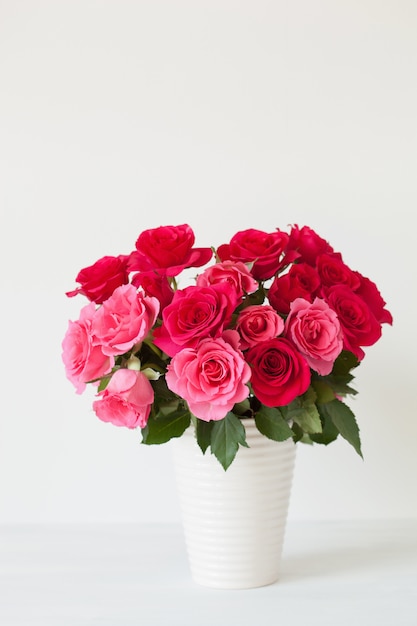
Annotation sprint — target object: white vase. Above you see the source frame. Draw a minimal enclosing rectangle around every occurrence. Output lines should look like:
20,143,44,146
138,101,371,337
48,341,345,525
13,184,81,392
172,418,296,589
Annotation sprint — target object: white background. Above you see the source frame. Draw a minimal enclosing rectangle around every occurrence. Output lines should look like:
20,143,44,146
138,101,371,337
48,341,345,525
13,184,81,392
0,0,416,524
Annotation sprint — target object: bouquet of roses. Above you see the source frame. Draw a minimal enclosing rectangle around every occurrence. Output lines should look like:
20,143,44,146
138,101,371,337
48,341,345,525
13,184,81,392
62,224,392,469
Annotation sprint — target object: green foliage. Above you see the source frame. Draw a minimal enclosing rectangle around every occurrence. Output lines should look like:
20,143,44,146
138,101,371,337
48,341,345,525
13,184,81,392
332,350,360,375
141,407,191,445
235,285,266,313
233,399,252,416
290,421,305,443
195,419,214,454
318,399,363,457
138,341,363,464
97,375,112,392
311,380,336,404
321,373,358,397
245,285,266,306
311,406,340,445
138,360,363,467
150,377,178,404
321,351,359,397
141,339,166,368
282,388,322,435
210,412,249,471
254,405,293,441
109,333,363,468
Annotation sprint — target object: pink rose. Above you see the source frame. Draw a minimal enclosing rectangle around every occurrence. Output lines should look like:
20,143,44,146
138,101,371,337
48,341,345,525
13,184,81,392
66,255,129,304
325,285,382,360
287,225,334,266
93,368,154,428
128,224,213,277
62,303,114,393
153,284,236,357
217,228,294,280
246,337,311,407
92,284,159,356
268,263,320,315
235,305,284,350
285,297,343,375
196,260,258,299
165,333,251,421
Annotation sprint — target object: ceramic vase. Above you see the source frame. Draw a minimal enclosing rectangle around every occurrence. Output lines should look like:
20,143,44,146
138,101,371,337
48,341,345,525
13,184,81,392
172,418,296,589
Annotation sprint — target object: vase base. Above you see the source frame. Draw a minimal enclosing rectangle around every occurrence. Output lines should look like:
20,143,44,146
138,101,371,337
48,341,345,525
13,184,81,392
191,573,280,590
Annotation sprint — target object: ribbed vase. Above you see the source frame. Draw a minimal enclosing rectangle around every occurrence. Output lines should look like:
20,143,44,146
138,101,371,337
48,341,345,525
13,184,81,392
172,418,296,589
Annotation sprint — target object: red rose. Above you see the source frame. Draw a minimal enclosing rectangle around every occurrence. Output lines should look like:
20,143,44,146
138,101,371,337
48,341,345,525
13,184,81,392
246,337,311,407
316,253,361,291
217,228,294,280
354,273,393,325
287,225,333,265
153,284,236,357
325,285,382,360
131,272,174,312
66,255,129,304
268,263,320,314
128,224,212,277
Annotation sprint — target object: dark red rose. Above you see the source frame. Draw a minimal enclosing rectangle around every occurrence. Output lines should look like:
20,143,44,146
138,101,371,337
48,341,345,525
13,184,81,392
325,285,382,360
153,284,237,357
353,273,393,325
287,225,334,265
316,253,361,291
217,228,295,280
131,272,174,312
246,337,311,407
128,224,212,277
268,263,320,314
66,255,129,304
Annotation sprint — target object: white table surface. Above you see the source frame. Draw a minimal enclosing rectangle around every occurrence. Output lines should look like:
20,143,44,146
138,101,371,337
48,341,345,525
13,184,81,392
1,520,416,626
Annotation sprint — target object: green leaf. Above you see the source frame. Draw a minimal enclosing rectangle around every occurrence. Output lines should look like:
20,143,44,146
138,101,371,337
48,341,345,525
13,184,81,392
319,399,363,457
195,419,214,454
304,386,317,403
97,375,112,392
141,408,191,445
233,399,251,416
299,433,314,445
254,405,293,441
291,404,322,434
285,391,322,435
311,380,336,404
210,412,249,471
246,285,266,306
323,373,358,396
290,421,305,443
150,377,178,402
142,337,165,360
332,350,359,376
313,358,359,398
311,405,340,445
235,285,266,313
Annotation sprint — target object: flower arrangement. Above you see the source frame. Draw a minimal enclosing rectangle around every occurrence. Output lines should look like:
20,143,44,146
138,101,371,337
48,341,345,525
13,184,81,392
62,224,392,469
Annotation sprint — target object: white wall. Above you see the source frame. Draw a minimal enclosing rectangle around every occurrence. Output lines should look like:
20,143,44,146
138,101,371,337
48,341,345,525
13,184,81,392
1,0,415,523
